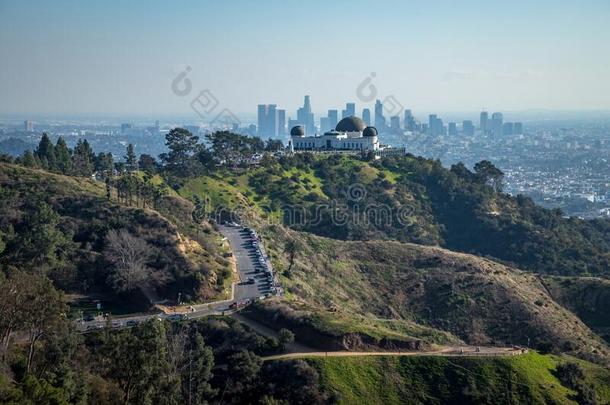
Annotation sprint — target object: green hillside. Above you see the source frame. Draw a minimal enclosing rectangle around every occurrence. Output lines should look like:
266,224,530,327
250,225,610,364
307,352,610,405
0,163,232,311
181,153,610,277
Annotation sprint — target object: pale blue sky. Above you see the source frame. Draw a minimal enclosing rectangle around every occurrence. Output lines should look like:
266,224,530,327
1,0,609,118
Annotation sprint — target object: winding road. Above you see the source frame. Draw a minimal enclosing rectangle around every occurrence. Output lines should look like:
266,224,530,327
77,223,278,331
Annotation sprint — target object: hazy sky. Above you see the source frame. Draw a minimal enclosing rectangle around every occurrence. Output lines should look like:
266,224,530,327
1,0,610,119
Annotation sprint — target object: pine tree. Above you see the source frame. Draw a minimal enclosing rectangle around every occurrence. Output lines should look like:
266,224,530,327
125,144,137,171
54,137,72,174
35,133,57,171
72,139,94,176
160,128,199,176
21,150,37,168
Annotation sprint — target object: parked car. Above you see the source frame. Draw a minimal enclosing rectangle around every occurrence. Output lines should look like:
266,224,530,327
126,320,139,327
246,277,256,284
167,314,188,322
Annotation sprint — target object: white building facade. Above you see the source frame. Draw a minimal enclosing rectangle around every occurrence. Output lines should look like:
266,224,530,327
290,116,380,152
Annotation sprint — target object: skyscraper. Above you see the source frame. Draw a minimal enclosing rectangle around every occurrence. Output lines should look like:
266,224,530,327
297,95,315,135
277,109,286,136
327,109,338,130
320,117,330,132
390,116,400,130
342,102,356,119
462,120,475,136
480,111,488,133
514,122,523,135
362,108,371,126
491,112,503,138
502,122,514,136
374,100,385,130
404,109,415,131
257,104,279,137
448,122,458,136
24,120,34,131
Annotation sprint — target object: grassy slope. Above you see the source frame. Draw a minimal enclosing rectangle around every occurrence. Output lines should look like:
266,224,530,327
174,164,609,363
0,163,232,306
307,352,610,405
542,276,610,343
258,225,610,363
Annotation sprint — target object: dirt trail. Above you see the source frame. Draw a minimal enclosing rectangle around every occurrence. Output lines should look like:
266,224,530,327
263,346,527,361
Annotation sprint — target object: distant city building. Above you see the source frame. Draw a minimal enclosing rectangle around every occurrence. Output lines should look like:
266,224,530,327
491,112,503,138
404,109,415,131
480,111,488,133
448,122,458,136
428,114,444,136
277,109,286,136
328,109,338,130
514,122,523,135
320,117,330,132
24,120,34,132
374,99,386,130
297,95,315,135
258,104,279,137
342,103,356,119
362,108,371,126
502,122,514,136
462,120,475,136
290,116,379,152
120,123,132,134
390,116,400,130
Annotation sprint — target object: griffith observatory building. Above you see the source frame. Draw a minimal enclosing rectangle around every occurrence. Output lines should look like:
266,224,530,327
289,116,380,152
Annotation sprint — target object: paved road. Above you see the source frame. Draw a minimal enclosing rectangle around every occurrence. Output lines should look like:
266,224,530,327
219,224,277,300
77,224,278,332
263,346,528,361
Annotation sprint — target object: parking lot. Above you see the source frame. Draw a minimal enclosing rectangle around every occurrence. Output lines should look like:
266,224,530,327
219,223,278,304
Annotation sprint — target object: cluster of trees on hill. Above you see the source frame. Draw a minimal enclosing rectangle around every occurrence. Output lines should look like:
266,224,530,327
2,129,284,181
0,278,329,405
242,152,610,277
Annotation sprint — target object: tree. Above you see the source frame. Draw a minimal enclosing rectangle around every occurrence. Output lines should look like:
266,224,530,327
138,154,158,174
125,144,137,171
54,137,72,174
21,150,37,168
205,131,263,166
14,200,71,269
160,128,200,176
277,329,294,351
72,139,95,176
177,325,215,404
95,152,114,179
265,139,284,152
105,321,168,403
104,229,150,293
0,271,66,372
192,196,206,226
473,160,504,192
284,239,301,275
225,350,262,395
35,133,56,171
21,275,66,373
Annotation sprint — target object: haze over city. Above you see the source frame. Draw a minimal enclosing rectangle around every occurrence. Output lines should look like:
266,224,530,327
1,0,610,118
